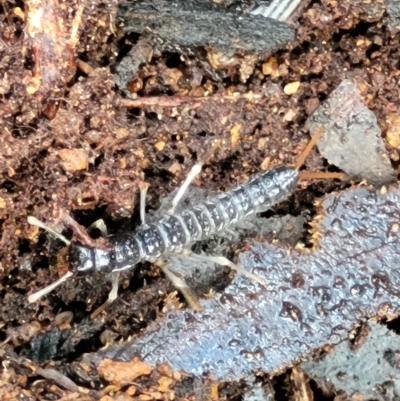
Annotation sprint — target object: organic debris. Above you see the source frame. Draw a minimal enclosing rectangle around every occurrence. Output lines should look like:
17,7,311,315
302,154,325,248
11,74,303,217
386,0,400,33
117,0,294,53
302,321,400,400
2,0,400,399
115,0,295,89
306,79,396,186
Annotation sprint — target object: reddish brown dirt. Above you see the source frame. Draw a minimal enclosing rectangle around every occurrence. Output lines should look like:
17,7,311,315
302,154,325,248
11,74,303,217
1,0,400,399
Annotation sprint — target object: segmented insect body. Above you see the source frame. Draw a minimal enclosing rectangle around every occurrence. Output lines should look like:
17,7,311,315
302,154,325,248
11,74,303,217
69,166,298,274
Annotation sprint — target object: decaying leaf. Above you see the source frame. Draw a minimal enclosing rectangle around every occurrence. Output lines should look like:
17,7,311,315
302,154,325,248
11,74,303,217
307,79,395,185
302,321,400,400
87,185,400,381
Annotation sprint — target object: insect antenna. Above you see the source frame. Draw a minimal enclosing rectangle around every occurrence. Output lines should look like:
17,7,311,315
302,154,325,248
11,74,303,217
27,216,71,245
27,216,73,303
28,271,74,303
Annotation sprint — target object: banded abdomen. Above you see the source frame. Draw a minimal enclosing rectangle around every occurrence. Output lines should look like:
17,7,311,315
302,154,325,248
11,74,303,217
72,166,298,273
130,166,298,260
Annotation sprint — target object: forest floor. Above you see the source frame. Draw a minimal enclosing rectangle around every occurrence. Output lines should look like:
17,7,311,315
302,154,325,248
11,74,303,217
1,0,400,400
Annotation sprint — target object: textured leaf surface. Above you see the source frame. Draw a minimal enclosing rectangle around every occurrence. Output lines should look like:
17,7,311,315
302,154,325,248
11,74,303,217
87,186,400,380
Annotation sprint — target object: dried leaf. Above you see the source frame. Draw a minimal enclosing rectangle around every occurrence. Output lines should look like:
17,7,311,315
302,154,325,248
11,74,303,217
307,79,395,185
88,186,400,380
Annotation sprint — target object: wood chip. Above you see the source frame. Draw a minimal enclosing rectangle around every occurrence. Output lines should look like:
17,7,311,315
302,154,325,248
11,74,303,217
155,141,166,151
230,123,242,147
283,109,296,121
260,156,271,170
158,377,174,392
386,113,400,149
157,364,173,378
168,161,181,175
98,358,152,384
58,148,88,172
284,81,300,95
172,371,181,381
126,386,137,396
262,57,279,77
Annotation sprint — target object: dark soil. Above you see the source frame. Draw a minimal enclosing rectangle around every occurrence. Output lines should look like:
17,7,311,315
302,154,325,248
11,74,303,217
1,0,400,399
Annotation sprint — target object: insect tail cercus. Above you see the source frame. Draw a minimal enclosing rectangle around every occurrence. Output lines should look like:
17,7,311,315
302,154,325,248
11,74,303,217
27,128,342,312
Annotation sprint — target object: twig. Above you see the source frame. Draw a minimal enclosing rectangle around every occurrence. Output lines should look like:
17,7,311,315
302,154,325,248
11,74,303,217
120,91,263,108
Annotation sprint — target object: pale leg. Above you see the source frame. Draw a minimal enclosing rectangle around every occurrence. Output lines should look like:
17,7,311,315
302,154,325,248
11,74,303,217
87,220,120,318
157,260,204,312
90,272,120,319
182,251,266,286
28,271,74,303
27,216,73,302
168,140,220,215
140,182,149,225
89,219,108,236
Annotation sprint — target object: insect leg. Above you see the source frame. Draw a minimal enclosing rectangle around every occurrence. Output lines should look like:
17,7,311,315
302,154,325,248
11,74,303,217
156,260,204,312
85,220,123,318
184,252,266,286
168,139,220,215
90,272,120,319
88,219,108,236
140,182,149,225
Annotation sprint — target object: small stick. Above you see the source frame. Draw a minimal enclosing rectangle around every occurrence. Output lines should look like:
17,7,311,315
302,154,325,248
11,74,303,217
61,212,111,249
299,171,346,180
69,1,85,47
295,126,325,170
36,367,80,393
61,212,96,247
120,92,262,108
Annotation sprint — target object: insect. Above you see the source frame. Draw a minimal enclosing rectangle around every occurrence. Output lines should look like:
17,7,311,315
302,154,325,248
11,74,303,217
28,127,341,314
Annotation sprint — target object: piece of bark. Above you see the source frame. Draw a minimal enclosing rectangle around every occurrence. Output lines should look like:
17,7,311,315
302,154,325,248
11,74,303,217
117,0,295,54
